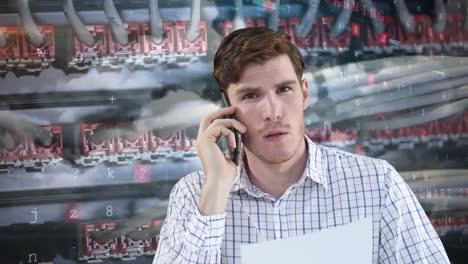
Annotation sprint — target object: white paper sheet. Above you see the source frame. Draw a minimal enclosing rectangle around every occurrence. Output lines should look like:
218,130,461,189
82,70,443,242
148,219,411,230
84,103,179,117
240,217,373,264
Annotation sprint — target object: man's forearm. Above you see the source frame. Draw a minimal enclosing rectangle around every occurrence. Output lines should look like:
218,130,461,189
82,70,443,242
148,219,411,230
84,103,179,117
153,243,221,264
153,209,226,264
198,178,232,215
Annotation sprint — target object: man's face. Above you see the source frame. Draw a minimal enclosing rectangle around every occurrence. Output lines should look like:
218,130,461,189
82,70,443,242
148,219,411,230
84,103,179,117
226,54,309,164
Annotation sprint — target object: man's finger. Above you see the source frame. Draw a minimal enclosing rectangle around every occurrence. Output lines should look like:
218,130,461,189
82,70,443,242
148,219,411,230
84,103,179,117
198,106,236,135
210,119,247,134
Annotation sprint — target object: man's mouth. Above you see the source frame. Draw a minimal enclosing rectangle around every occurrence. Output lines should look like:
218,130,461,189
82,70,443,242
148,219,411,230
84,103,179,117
264,130,288,139
266,133,285,138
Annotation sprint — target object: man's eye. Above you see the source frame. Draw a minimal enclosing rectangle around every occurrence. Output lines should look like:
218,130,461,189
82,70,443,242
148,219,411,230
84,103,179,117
243,93,257,100
279,86,292,92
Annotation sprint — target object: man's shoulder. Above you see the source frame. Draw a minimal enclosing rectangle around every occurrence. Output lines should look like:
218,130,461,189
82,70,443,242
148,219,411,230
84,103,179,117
315,144,402,201
316,143,394,176
317,143,390,164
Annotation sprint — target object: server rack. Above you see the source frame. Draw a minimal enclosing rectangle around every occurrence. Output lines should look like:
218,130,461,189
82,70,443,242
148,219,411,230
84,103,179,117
0,0,466,263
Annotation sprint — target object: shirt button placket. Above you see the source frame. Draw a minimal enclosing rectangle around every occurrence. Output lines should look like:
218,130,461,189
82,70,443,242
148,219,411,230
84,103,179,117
273,200,281,239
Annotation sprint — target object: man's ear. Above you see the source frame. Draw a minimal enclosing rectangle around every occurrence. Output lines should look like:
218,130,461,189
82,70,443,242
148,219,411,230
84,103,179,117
301,78,309,110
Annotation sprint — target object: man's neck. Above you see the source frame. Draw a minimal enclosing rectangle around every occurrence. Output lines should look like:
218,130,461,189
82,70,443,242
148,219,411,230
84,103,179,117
244,138,308,199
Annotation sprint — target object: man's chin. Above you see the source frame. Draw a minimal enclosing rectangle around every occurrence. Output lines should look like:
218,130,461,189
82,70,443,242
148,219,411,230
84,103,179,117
255,150,294,165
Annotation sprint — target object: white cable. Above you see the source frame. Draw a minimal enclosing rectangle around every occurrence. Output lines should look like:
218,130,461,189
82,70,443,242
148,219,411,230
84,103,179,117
186,0,202,42
361,0,384,34
233,0,246,30
330,0,354,37
433,0,447,32
297,0,320,38
103,0,128,45
308,84,468,126
0,112,52,146
268,0,281,31
336,75,468,113
313,56,442,83
465,1,468,31
64,0,95,46
16,0,45,47
332,62,468,102
0,29,7,48
358,97,468,130
149,0,164,44
394,0,415,33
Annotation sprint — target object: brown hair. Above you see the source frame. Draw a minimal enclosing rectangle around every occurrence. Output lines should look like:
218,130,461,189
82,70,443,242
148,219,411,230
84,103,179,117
213,27,305,93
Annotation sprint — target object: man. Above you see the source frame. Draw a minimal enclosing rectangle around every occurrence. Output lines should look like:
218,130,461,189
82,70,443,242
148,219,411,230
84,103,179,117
152,27,450,264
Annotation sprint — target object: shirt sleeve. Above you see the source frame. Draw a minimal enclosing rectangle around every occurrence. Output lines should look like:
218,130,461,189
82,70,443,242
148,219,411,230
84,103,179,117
152,173,226,264
378,164,451,264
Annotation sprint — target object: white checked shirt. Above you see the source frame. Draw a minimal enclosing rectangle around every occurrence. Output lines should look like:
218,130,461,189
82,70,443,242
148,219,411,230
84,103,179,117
153,135,450,264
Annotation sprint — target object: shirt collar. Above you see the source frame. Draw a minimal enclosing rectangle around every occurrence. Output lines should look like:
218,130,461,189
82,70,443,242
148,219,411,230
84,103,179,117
229,149,259,196
303,135,328,190
230,134,328,194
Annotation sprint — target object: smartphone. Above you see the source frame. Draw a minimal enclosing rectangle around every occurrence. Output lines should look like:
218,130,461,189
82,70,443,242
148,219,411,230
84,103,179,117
220,92,243,165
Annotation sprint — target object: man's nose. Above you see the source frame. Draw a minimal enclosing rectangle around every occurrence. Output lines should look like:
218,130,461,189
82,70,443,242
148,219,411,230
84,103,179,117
261,94,281,121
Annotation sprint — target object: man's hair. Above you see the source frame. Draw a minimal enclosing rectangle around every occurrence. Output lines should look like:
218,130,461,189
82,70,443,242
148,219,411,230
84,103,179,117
213,27,305,93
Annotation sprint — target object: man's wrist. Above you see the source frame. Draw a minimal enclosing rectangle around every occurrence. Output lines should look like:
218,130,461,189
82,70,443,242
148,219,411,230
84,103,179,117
198,180,231,215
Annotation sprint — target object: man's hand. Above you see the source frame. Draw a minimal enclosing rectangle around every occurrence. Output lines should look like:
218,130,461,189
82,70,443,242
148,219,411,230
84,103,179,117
195,106,246,215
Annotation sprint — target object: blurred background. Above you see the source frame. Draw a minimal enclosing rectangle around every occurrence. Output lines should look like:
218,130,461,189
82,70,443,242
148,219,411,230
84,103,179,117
0,0,466,263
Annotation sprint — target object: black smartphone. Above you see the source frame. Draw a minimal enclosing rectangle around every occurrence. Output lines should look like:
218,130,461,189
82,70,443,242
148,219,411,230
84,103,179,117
220,92,243,165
